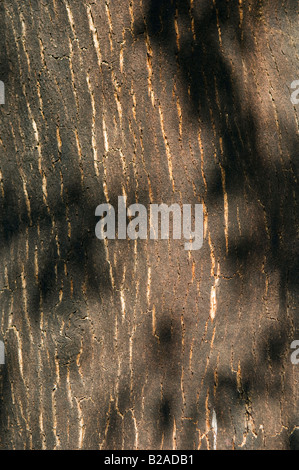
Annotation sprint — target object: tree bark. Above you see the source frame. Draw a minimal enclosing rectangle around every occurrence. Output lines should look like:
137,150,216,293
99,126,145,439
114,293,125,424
0,0,298,450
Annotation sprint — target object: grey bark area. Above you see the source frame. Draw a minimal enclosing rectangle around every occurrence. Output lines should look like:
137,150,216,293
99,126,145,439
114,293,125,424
0,0,298,450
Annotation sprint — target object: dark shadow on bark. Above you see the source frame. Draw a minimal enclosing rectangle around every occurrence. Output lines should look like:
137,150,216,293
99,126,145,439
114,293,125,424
0,0,297,450
133,0,298,447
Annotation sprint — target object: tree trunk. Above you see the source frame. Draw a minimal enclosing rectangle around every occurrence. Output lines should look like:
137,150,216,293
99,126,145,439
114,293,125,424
0,0,298,450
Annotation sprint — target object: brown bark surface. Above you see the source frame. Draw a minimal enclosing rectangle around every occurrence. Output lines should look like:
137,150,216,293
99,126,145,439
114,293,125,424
0,0,298,450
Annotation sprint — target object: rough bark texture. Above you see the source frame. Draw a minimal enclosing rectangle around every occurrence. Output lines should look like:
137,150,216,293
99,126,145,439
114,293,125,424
0,0,298,450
